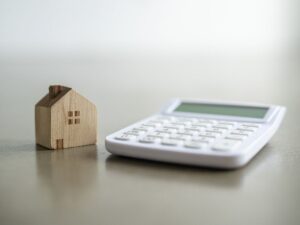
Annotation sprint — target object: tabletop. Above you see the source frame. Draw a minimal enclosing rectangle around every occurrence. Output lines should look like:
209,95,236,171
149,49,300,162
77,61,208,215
0,54,299,225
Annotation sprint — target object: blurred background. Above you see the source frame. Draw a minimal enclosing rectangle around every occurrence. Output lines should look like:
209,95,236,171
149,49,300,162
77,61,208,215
0,0,299,140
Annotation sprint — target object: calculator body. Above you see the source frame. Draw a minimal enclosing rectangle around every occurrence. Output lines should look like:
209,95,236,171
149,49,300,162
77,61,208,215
105,99,286,169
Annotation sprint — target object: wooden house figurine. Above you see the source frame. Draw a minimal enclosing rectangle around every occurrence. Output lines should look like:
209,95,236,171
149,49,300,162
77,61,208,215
35,85,97,149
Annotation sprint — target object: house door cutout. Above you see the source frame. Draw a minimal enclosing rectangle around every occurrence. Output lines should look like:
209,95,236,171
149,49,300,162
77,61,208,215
56,139,64,149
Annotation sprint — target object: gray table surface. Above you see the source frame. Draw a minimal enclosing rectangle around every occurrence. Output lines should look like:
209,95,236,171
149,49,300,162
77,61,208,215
0,55,299,225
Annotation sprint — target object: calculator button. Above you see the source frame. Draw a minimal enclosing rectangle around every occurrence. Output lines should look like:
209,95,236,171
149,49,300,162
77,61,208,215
150,131,170,137
131,128,148,133
146,135,164,139
224,134,246,141
237,127,257,132
139,137,157,143
123,131,142,136
161,139,181,146
142,123,161,128
177,131,194,136
136,126,155,131
198,132,219,138
231,130,252,136
163,125,181,130
218,121,236,127
170,134,192,141
115,134,137,141
147,132,169,139
169,122,190,127
212,140,241,151
192,123,210,128
192,137,214,143
184,128,202,133
211,125,231,130
240,123,261,128
205,128,225,134
184,141,205,149
157,128,178,134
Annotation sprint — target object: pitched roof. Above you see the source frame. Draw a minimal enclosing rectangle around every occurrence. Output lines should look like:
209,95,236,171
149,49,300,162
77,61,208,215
36,86,72,107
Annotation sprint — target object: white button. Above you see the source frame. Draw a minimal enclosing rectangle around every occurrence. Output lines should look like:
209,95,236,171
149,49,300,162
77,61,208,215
115,134,137,141
163,125,181,130
123,131,142,136
157,128,178,134
231,130,252,136
192,137,214,143
142,123,161,128
170,134,192,141
205,129,225,134
161,139,180,146
149,131,170,137
237,127,257,132
192,123,210,128
177,131,194,136
184,128,202,133
205,129,224,136
132,128,148,133
241,123,261,128
184,141,205,149
225,134,246,141
211,125,231,130
139,137,157,143
212,140,241,151
218,121,236,126
198,131,219,138
169,122,189,127
136,126,154,131
146,135,164,140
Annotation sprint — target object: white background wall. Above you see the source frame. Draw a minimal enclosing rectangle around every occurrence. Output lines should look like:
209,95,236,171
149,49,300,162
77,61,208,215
0,0,298,57
0,0,299,140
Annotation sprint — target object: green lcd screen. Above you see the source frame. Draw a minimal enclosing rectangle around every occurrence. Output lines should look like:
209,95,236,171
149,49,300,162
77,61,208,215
174,103,269,118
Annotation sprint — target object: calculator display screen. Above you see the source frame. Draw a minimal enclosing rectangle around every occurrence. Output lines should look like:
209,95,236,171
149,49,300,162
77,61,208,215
174,103,269,118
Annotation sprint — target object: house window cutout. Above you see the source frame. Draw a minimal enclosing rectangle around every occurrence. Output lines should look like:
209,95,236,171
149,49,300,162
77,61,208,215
68,110,80,125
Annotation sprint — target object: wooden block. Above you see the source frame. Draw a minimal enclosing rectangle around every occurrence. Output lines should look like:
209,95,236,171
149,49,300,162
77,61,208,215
35,85,97,150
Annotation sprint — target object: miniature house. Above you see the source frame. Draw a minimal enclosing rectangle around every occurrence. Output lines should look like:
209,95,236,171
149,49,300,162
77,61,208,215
35,85,97,149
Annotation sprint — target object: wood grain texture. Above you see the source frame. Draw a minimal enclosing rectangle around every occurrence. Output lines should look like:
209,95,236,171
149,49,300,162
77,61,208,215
35,87,97,149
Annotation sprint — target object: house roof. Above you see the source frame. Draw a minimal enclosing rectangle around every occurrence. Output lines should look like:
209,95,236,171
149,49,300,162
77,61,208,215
36,86,72,107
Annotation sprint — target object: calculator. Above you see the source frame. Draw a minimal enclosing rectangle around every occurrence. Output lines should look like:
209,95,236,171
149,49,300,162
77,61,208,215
105,99,286,169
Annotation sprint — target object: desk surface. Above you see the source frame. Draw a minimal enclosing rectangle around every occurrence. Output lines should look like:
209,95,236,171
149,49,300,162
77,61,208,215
0,56,299,225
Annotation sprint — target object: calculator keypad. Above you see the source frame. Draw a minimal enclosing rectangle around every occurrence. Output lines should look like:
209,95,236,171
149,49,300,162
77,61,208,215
114,116,261,152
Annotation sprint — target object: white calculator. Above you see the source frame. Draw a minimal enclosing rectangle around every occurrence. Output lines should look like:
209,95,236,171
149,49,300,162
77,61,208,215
105,99,286,169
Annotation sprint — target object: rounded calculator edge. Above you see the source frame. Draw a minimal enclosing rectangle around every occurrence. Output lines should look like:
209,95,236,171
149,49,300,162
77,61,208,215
105,136,252,169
